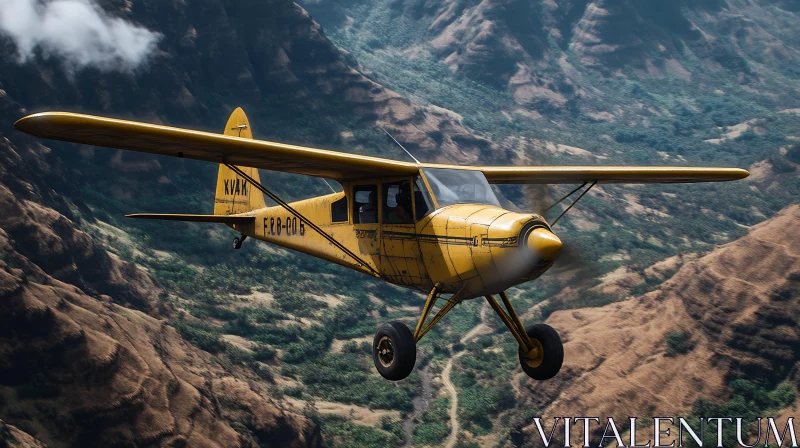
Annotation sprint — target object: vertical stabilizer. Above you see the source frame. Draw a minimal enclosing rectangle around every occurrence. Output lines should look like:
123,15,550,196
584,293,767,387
214,108,267,215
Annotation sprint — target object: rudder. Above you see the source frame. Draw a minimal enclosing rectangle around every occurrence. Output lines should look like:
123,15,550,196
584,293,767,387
214,108,267,215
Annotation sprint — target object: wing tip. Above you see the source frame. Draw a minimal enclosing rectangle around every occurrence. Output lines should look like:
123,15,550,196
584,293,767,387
14,111,65,136
733,168,750,180
14,114,35,134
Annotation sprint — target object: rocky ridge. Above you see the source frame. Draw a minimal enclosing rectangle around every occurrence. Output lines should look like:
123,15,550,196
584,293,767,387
514,204,800,444
0,104,319,447
317,0,800,112
0,0,496,167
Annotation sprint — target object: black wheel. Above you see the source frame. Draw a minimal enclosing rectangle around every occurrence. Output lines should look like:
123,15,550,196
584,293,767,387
519,323,563,380
372,321,416,381
233,237,242,250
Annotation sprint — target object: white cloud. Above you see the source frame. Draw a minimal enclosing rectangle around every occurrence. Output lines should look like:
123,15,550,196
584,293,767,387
0,0,161,71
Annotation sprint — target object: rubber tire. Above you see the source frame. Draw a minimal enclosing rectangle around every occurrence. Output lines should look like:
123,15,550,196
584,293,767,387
372,321,416,381
233,237,242,250
519,323,563,381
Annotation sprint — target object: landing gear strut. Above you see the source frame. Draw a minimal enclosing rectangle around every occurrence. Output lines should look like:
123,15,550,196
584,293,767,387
485,292,563,380
372,283,452,381
233,234,247,250
371,286,563,381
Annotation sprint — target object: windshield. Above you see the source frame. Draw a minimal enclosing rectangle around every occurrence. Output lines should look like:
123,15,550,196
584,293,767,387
422,168,501,207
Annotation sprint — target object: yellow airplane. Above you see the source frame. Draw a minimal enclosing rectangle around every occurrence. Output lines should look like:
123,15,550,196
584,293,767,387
14,108,749,381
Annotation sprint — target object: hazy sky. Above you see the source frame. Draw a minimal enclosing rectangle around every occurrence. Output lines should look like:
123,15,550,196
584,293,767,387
0,0,161,71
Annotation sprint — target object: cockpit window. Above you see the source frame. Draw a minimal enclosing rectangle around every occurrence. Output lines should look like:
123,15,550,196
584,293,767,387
422,168,501,207
384,180,413,224
414,176,434,220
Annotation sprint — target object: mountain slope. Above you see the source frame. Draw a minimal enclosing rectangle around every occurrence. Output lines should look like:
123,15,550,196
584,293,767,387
0,0,495,166
515,204,799,443
321,0,800,110
1,420,46,447
0,136,321,447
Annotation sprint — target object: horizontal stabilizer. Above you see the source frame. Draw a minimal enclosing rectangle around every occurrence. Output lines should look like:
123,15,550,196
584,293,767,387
126,213,255,224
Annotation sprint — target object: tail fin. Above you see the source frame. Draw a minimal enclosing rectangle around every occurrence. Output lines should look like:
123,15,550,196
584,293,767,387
214,108,267,215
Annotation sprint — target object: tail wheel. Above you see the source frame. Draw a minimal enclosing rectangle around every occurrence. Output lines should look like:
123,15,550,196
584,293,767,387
233,237,242,250
372,321,416,381
519,323,563,380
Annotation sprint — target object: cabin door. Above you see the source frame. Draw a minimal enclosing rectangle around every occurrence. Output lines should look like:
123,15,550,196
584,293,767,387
351,183,381,270
380,178,432,290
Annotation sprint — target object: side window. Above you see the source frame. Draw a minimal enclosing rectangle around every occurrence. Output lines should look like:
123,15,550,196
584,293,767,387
384,180,413,224
414,176,435,221
353,185,378,224
331,196,347,223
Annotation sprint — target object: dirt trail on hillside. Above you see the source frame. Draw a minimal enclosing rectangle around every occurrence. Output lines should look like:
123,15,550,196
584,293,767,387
444,301,490,448
404,364,434,446
460,302,490,343
442,355,462,448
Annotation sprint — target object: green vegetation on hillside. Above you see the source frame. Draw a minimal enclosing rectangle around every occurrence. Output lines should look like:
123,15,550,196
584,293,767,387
665,330,694,357
413,397,450,445
320,414,403,448
686,380,797,447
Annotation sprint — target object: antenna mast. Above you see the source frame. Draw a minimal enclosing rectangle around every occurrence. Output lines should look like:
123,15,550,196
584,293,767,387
381,127,420,164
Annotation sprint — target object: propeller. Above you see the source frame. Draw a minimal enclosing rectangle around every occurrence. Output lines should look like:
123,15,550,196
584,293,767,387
526,183,597,273
527,184,552,216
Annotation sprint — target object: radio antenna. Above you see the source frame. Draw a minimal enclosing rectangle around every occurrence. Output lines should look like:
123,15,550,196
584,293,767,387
320,178,336,193
381,127,420,164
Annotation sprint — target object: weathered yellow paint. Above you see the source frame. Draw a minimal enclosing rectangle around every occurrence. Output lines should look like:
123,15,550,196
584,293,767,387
222,185,557,300
118,111,564,299
14,107,752,302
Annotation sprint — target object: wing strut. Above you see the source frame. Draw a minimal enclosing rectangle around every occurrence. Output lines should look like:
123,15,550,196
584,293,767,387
542,182,587,214
549,181,597,226
224,164,381,277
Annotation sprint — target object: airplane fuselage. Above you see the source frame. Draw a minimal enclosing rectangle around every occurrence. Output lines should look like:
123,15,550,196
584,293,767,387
228,188,558,299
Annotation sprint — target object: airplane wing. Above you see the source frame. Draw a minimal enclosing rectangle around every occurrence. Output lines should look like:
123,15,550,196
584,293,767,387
15,112,749,184
14,112,418,180
478,166,750,184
